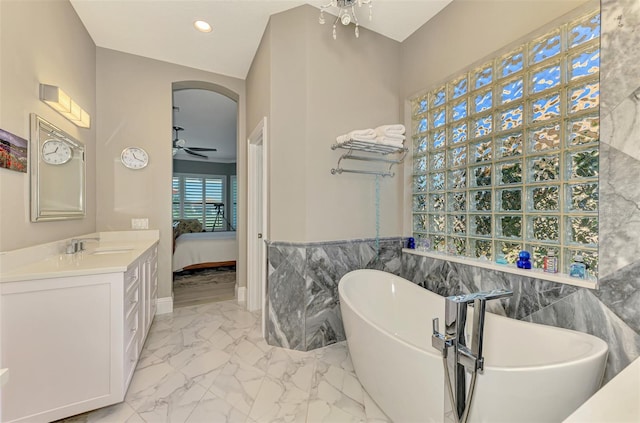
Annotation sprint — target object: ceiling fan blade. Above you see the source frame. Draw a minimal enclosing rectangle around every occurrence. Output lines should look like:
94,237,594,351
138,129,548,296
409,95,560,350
184,148,208,158
185,147,217,151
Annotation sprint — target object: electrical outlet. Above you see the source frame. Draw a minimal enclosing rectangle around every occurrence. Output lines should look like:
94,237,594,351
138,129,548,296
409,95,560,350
131,218,149,229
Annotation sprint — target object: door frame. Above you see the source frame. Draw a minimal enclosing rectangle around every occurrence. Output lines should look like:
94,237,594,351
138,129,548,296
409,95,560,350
247,117,268,332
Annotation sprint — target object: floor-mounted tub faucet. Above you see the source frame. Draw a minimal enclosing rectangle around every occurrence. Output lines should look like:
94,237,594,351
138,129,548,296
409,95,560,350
432,289,513,423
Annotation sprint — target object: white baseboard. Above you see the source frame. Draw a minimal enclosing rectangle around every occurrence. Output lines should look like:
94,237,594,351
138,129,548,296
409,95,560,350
156,296,173,315
236,286,246,304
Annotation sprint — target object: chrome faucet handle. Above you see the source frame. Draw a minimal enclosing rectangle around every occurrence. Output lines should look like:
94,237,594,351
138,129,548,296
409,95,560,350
431,317,454,356
447,289,512,304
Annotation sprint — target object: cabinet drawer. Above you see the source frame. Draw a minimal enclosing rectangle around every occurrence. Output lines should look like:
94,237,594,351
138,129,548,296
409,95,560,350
124,264,139,292
124,279,140,320
124,332,138,388
124,306,139,353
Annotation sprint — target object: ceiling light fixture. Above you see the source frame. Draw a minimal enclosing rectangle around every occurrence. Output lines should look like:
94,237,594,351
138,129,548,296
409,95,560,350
193,20,212,33
39,84,91,128
319,0,372,40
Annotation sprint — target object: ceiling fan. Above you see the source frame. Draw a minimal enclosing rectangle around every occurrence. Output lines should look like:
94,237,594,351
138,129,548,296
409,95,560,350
172,126,217,158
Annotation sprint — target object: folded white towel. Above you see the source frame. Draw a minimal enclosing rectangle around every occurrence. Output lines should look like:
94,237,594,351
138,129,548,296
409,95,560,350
376,136,405,147
379,132,405,141
336,134,378,144
335,128,376,144
375,124,406,137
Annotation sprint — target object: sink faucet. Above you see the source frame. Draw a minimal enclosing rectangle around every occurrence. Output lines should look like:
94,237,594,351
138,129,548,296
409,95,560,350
432,289,513,423
65,236,101,254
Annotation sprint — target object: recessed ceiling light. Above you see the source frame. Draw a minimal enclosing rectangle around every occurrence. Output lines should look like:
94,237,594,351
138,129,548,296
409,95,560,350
193,20,212,33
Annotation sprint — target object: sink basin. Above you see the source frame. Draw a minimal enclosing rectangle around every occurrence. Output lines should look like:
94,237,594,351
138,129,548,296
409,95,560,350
90,247,134,255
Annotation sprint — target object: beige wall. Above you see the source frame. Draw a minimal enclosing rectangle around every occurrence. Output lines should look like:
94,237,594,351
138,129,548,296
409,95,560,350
0,0,96,251
96,48,246,298
249,5,403,243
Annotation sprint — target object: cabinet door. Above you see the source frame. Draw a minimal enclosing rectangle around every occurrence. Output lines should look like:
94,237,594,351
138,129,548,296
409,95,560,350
1,275,118,422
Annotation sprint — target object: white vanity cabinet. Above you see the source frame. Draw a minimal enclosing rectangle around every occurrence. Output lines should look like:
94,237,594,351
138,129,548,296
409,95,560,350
0,240,159,423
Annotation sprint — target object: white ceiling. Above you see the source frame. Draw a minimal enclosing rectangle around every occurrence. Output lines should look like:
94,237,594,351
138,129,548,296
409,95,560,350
69,0,453,163
70,0,453,79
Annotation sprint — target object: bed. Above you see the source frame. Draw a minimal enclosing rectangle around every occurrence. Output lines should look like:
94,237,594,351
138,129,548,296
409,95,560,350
172,231,237,272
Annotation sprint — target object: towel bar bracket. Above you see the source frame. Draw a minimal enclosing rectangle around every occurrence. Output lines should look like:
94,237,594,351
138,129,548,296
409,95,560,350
330,139,407,178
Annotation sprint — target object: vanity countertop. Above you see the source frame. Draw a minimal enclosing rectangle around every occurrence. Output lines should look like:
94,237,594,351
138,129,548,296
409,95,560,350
563,356,640,422
0,230,159,283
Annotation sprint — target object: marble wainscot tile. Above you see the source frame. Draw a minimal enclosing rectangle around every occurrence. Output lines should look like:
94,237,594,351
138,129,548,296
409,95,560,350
598,143,640,278
267,238,403,351
600,0,640,114
601,86,640,160
526,289,640,383
594,260,640,335
267,244,307,350
304,238,402,349
404,254,579,319
401,254,460,296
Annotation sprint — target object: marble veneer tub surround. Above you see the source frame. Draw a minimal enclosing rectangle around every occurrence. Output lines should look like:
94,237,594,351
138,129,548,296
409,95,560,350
265,0,640,387
266,237,403,351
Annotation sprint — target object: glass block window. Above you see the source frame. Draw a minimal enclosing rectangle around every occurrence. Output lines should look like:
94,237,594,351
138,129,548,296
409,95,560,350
410,11,600,276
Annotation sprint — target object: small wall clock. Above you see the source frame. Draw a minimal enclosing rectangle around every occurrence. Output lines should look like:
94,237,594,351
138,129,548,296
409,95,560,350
121,147,149,170
42,139,72,165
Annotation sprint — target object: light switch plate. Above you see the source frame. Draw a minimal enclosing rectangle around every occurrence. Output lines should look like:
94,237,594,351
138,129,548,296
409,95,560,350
131,218,149,229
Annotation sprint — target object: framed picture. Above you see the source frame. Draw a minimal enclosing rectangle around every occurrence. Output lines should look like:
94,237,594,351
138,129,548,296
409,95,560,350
0,128,28,173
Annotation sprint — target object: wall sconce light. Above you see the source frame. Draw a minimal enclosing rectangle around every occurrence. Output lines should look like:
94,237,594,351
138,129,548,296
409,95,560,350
39,84,91,128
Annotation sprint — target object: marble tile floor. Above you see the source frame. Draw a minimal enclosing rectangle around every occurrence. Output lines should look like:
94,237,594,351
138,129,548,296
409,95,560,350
57,300,390,423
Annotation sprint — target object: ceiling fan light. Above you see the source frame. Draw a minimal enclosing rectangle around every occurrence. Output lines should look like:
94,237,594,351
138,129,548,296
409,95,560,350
194,20,212,33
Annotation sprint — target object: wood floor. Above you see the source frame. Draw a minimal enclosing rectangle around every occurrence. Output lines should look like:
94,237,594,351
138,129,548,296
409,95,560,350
172,267,236,308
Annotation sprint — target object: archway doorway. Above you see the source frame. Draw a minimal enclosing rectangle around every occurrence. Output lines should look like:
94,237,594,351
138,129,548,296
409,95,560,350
170,82,239,308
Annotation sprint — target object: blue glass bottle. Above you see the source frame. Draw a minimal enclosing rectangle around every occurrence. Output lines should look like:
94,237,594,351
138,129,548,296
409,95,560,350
516,250,532,269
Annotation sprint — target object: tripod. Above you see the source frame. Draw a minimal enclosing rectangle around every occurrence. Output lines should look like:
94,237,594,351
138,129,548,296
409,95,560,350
211,202,235,231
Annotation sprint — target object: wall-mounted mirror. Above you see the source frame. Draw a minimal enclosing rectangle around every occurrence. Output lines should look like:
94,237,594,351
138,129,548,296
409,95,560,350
30,114,85,222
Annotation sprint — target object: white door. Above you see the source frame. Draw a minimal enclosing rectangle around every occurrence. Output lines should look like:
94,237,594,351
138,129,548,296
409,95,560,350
247,117,268,334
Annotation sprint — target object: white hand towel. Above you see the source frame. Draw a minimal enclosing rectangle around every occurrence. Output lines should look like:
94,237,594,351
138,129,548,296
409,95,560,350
336,128,376,144
375,124,406,137
376,136,405,148
380,133,406,141
337,134,378,144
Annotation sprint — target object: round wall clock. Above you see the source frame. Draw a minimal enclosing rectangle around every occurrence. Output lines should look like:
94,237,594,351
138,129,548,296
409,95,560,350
41,139,72,165
121,147,149,170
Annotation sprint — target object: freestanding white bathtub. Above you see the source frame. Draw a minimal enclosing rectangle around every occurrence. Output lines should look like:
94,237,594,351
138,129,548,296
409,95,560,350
339,269,608,423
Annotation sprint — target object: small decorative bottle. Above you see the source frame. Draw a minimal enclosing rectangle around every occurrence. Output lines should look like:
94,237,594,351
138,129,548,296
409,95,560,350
543,251,558,273
516,250,532,269
407,237,415,249
569,255,587,279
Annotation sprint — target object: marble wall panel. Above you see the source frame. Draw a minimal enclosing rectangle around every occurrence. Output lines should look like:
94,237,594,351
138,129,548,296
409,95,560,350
266,238,403,351
266,244,307,350
600,0,640,114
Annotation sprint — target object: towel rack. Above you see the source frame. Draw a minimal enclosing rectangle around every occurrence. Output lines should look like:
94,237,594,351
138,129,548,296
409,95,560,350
330,140,407,177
